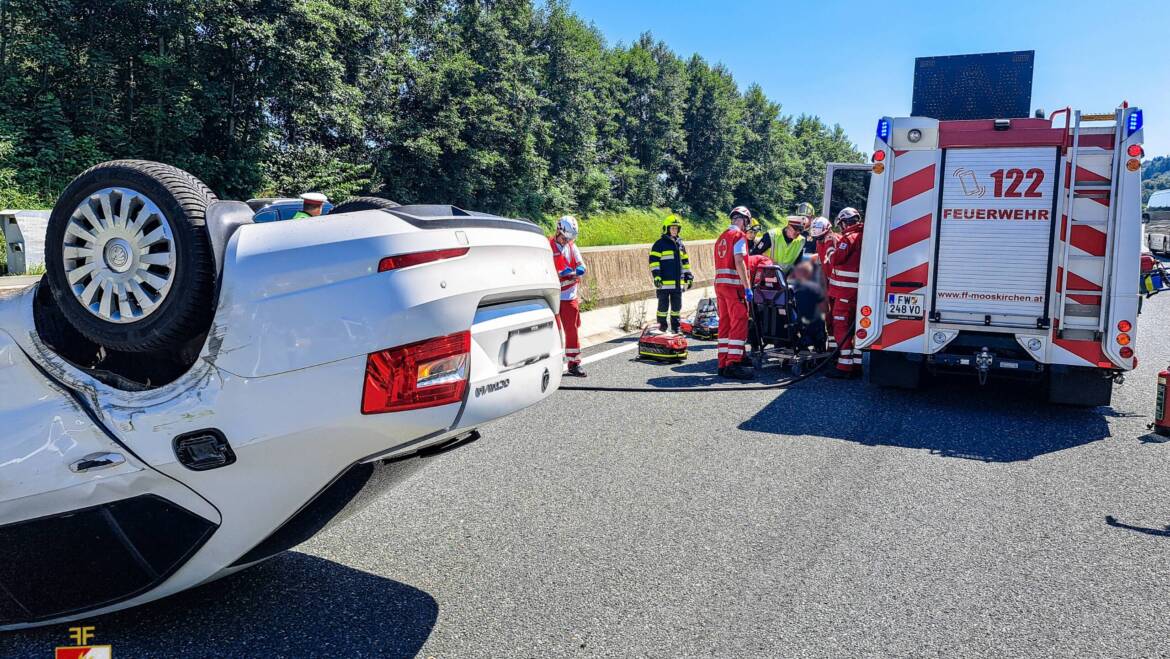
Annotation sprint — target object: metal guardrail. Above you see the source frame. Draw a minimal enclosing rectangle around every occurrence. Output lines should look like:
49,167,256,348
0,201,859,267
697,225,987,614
1,210,50,275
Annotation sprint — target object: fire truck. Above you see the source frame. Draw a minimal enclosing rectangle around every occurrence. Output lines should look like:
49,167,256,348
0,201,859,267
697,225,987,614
823,106,1146,405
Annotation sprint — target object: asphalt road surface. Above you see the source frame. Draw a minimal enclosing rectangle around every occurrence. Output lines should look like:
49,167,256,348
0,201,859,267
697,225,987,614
5,295,1170,658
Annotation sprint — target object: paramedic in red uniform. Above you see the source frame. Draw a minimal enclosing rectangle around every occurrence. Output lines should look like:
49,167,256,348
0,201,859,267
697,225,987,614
714,206,755,380
826,207,863,377
809,216,839,350
551,215,588,377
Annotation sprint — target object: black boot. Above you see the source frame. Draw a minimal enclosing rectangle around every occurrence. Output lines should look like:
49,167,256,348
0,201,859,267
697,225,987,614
567,363,587,377
723,363,754,380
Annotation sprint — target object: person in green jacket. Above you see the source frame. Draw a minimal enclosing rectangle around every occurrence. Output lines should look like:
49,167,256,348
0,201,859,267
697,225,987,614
292,192,328,219
648,215,693,332
755,216,805,273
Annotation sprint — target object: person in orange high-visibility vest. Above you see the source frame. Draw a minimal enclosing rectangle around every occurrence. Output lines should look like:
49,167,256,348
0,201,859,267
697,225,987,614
551,215,587,376
826,207,864,377
713,206,755,380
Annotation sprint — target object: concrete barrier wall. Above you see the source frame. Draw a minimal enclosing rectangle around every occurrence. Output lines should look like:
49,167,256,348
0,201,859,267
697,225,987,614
578,239,716,308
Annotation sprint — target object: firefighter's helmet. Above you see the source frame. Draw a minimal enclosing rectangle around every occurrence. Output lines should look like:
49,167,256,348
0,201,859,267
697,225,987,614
730,205,752,222
557,215,579,240
661,214,683,235
746,219,763,234
837,207,861,224
794,201,815,217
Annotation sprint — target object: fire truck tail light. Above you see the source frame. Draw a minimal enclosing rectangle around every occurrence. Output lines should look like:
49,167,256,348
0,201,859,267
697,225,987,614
1120,347,1134,359
859,317,872,329
378,247,469,272
872,151,886,162
1127,144,1144,158
1127,159,1141,172
1117,320,1132,332
872,163,885,174
1116,333,1131,346
856,328,868,340
861,306,872,317
361,331,470,414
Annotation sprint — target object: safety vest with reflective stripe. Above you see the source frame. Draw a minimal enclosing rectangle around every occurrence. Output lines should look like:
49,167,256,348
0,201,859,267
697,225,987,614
827,223,863,299
551,237,584,301
767,229,805,271
648,234,692,290
713,226,746,289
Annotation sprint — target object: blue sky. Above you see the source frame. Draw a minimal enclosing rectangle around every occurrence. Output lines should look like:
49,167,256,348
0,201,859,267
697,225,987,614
571,0,1170,157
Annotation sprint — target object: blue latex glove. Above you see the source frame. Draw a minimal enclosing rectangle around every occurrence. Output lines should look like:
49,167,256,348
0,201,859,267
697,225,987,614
559,267,574,278
575,265,586,277
744,288,754,303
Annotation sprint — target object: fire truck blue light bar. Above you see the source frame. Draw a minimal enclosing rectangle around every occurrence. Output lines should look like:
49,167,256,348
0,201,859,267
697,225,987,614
876,119,891,143
1127,109,1143,138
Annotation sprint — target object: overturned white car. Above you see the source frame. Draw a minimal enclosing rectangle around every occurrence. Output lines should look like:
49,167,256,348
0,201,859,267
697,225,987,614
0,161,562,629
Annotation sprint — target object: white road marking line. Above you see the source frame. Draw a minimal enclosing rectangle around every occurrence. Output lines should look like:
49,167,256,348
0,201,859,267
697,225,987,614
562,341,639,372
582,342,639,365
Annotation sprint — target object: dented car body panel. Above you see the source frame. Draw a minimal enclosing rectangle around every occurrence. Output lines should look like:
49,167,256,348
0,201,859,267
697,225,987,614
0,208,563,629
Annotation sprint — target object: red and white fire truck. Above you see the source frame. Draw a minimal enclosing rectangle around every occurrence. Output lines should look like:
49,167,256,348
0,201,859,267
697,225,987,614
823,106,1146,405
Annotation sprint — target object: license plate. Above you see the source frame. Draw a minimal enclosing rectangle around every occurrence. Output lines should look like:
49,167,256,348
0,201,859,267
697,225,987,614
887,293,924,320
504,322,555,366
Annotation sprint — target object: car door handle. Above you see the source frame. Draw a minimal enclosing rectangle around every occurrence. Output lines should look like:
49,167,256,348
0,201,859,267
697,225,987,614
70,452,126,473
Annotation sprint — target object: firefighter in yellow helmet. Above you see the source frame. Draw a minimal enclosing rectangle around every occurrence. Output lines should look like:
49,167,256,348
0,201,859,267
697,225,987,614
648,214,693,332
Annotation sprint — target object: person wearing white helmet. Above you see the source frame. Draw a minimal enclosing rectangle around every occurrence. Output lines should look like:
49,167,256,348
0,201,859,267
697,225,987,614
551,215,588,376
293,192,329,219
713,205,755,379
827,206,864,378
809,216,840,350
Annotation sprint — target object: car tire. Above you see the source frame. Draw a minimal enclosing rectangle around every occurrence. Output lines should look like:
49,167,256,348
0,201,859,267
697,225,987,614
44,160,218,353
329,196,400,214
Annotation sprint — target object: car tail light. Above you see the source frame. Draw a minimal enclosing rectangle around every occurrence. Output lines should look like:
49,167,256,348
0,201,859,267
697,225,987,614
1117,320,1132,332
1116,333,1131,346
378,247,469,272
361,331,470,414
1120,347,1134,359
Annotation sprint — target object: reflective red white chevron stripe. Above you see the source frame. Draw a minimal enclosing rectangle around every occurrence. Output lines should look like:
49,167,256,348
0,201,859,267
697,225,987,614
873,149,939,352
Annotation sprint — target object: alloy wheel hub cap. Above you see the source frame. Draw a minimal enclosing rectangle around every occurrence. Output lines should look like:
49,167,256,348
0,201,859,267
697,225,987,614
61,187,177,324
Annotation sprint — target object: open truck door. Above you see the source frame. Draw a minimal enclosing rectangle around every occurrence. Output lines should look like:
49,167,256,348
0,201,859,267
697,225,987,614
822,163,872,222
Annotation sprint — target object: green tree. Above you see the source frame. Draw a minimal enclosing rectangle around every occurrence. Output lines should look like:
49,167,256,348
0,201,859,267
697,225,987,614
680,55,742,217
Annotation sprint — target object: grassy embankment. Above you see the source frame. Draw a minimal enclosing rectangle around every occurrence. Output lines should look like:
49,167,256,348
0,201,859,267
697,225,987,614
537,207,775,247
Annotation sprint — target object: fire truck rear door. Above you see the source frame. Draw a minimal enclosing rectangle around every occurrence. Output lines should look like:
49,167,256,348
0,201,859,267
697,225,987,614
931,146,1061,327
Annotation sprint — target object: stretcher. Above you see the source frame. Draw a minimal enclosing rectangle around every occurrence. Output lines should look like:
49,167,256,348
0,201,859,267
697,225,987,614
746,264,834,375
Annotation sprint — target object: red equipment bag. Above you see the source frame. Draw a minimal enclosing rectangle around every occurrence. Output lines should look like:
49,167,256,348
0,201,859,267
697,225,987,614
637,327,688,362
